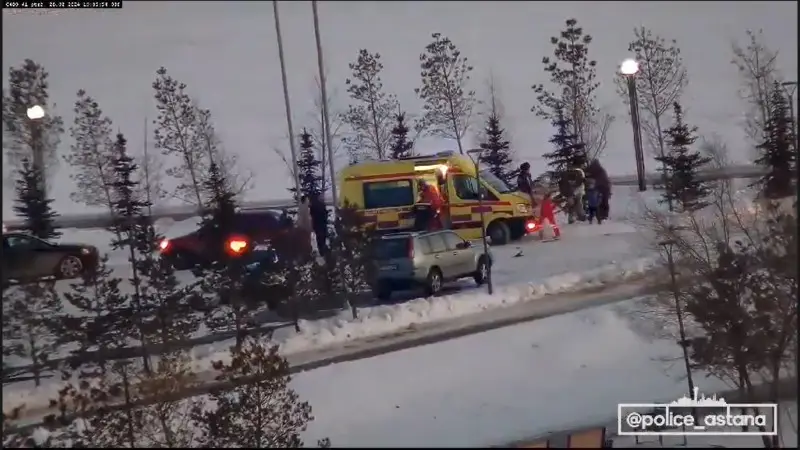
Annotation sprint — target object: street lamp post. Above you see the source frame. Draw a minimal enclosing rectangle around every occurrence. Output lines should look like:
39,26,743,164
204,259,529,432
659,234,696,420
781,81,798,154
311,0,339,221
466,148,493,295
272,1,302,204
26,105,47,195
620,59,647,193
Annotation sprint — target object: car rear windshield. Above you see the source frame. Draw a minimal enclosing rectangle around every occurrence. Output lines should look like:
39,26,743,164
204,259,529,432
374,238,410,260
363,179,414,210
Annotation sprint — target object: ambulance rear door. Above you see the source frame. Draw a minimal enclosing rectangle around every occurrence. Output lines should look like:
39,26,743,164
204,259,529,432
361,178,416,232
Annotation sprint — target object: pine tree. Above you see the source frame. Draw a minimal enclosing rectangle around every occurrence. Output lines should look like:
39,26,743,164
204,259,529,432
343,49,399,160
196,159,258,350
656,102,712,212
290,129,323,200
64,90,117,217
754,81,796,200
533,19,610,158
326,204,373,320
59,254,132,378
389,111,414,159
190,337,319,447
2,282,63,387
107,133,156,374
416,33,477,155
544,105,587,183
479,112,516,185
13,159,61,240
2,59,65,189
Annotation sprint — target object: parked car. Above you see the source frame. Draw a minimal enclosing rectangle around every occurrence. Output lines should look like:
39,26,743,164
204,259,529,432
372,230,491,300
158,209,308,270
2,232,99,286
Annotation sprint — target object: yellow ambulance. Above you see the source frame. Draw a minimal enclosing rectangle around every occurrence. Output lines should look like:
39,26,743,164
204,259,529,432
338,151,536,245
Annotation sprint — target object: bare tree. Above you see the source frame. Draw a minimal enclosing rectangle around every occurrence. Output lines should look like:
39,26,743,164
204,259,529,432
194,106,253,199
135,116,167,215
342,49,399,161
152,67,207,207
731,29,781,149
630,140,796,447
2,59,65,191
415,32,477,155
64,90,117,217
533,18,613,161
615,27,688,159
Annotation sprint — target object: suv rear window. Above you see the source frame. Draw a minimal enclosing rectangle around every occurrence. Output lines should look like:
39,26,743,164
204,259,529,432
363,180,414,210
374,238,410,260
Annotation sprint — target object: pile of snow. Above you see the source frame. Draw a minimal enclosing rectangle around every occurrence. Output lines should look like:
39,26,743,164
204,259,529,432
190,255,659,370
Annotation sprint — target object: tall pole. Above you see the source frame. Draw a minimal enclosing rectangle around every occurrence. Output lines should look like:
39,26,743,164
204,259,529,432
626,75,646,192
30,120,46,196
312,0,339,219
782,81,798,154
468,149,492,295
273,0,301,203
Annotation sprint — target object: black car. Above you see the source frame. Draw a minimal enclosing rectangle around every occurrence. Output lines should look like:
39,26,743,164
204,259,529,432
2,232,100,286
158,209,309,271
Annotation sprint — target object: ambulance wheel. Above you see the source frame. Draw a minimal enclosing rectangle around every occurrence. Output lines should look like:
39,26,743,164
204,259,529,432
487,221,510,246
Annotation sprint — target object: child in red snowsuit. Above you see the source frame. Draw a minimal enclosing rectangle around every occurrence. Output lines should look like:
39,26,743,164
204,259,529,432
539,192,561,240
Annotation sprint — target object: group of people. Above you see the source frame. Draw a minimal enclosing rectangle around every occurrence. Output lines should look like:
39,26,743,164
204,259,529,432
516,159,612,234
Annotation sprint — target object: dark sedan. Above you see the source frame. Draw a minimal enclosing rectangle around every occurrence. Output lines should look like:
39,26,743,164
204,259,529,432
2,232,100,286
158,209,310,271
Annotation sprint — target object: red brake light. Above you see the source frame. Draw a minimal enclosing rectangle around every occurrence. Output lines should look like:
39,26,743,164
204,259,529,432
159,239,170,252
227,238,248,255
526,221,537,232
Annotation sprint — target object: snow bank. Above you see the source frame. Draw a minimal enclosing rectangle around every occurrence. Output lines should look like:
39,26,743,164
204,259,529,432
191,255,659,371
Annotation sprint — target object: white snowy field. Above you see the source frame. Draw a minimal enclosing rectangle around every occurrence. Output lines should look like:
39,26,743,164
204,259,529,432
2,2,797,218
288,296,797,447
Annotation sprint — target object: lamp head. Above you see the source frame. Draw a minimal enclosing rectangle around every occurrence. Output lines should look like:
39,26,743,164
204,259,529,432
26,105,45,120
620,59,639,76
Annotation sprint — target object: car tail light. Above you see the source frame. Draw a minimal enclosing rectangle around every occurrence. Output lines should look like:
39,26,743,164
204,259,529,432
159,239,170,252
526,221,538,232
227,238,249,255
408,239,415,259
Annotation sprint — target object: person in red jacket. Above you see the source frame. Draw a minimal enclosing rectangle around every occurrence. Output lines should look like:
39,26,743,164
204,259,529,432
417,179,444,230
538,191,561,240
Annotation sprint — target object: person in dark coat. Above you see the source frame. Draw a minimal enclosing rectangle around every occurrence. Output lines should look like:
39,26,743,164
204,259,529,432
586,159,611,221
584,178,603,224
309,193,329,256
517,162,534,198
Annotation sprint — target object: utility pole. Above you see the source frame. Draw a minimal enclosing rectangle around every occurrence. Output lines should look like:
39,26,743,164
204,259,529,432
26,105,47,195
273,0,302,203
312,0,339,218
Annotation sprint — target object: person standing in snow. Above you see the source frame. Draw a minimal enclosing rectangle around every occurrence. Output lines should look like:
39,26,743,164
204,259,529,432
517,162,534,201
585,178,603,224
538,191,560,240
586,159,611,221
296,195,313,253
309,193,329,256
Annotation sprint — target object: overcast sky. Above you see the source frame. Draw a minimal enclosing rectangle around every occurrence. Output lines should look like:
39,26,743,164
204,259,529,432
3,1,797,215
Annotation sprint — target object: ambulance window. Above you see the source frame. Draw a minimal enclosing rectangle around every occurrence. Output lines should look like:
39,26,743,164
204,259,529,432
363,179,414,209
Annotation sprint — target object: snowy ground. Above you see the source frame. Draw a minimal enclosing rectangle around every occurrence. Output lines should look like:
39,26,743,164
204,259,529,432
290,296,796,447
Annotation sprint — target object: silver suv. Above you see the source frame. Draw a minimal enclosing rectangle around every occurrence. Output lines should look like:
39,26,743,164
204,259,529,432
372,230,492,300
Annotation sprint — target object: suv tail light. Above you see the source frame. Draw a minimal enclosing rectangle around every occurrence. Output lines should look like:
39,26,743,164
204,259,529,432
408,238,415,258
159,239,171,252
227,237,249,255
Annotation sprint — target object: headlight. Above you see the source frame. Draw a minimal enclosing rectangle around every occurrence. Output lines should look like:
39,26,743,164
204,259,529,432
516,204,528,214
